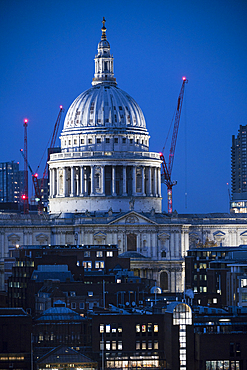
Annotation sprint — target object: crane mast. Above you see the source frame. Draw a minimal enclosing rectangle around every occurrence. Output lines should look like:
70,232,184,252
23,119,29,214
21,106,63,214
160,77,188,214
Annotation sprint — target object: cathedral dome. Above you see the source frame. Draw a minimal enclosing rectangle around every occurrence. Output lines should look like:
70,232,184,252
62,83,147,135
49,18,162,215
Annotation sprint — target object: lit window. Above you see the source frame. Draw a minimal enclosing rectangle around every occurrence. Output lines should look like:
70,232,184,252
142,325,146,332
107,251,113,257
100,324,104,333
136,341,140,350
106,324,111,333
96,251,103,257
118,341,122,350
148,341,152,349
112,341,116,350
142,341,146,350
106,341,110,350
136,324,141,333
117,279,121,283
154,341,159,349
154,324,158,332
213,298,217,304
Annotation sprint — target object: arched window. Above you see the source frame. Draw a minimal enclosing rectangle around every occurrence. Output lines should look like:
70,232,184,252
160,271,168,291
161,250,166,258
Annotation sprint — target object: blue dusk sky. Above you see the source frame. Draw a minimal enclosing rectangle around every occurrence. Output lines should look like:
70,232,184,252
1,0,247,214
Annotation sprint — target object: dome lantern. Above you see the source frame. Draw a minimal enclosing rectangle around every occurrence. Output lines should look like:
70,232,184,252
92,18,117,86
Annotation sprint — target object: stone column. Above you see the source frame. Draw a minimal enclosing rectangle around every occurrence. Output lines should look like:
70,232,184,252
184,231,189,256
80,166,84,196
70,166,74,197
49,169,53,197
149,167,152,196
132,166,136,196
170,232,175,258
122,165,127,196
175,231,180,258
75,170,79,196
102,165,105,195
63,167,66,197
52,168,56,197
181,230,185,258
141,166,145,196
91,165,94,195
112,165,116,196
56,168,60,196
84,169,88,195
158,167,161,197
154,167,157,197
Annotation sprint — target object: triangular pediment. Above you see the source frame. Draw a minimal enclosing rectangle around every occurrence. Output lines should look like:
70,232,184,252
213,230,225,237
158,232,170,240
240,231,247,237
7,233,20,243
35,233,48,242
94,231,107,237
108,211,158,225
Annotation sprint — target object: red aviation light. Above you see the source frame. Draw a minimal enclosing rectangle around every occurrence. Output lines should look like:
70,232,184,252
24,118,28,124
22,195,27,200
182,76,187,81
159,152,163,157
60,105,63,109
34,173,38,178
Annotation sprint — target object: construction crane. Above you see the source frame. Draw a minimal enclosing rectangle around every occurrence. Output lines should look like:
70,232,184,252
23,118,29,214
39,105,64,191
21,106,64,214
160,77,188,214
20,149,42,210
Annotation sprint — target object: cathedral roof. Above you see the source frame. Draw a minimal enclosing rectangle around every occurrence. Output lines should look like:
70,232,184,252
62,84,147,135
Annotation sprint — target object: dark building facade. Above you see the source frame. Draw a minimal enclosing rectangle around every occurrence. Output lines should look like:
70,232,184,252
185,245,247,308
0,161,24,204
231,125,247,212
0,308,32,370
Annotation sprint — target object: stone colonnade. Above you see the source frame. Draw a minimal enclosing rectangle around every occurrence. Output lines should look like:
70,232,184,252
50,164,162,198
